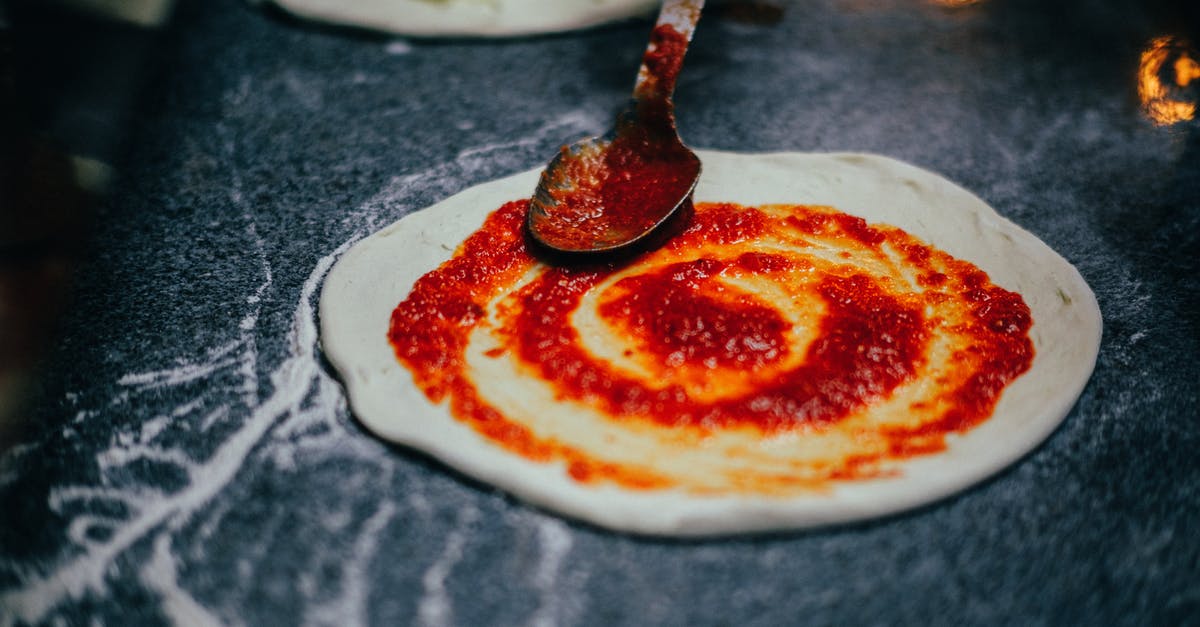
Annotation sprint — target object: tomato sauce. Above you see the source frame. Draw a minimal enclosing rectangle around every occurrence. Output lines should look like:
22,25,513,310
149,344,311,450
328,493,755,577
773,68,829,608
389,201,1035,494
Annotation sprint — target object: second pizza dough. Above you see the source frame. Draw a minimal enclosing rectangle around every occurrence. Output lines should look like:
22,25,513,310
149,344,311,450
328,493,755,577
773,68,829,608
259,0,658,37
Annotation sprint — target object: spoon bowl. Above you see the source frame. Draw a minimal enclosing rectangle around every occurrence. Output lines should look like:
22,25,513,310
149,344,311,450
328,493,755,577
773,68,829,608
527,0,704,257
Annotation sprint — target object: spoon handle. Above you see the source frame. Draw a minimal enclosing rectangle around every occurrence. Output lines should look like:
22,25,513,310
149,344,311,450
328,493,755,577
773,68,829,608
633,0,704,103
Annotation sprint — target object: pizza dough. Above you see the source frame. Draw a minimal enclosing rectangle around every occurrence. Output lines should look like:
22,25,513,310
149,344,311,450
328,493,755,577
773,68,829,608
257,0,658,37
319,150,1101,536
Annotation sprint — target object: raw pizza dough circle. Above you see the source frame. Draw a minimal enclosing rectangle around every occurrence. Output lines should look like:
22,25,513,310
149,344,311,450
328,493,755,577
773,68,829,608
259,0,658,38
320,150,1102,536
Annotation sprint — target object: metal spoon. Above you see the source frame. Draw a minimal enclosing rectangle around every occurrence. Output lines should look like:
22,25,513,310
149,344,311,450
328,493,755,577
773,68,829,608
526,0,704,257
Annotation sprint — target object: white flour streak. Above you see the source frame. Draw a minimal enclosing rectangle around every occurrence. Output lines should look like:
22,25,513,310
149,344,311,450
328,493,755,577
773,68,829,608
141,534,227,627
0,442,37,489
361,110,601,219
385,39,413,55
71,408,99,424
528,518,576,627
407,485,434,520
140,415,172,441
225,126,274,408
235,249,270,407
417,505,480,627
456,110,599,163
67,515,121,549
97,443,194,472
192,486,239,546
116,340,240,390
531,518,572,587
302,499,397,627
271,374,347,443
48,485,156,516
199,406,230,432
0,242,352,626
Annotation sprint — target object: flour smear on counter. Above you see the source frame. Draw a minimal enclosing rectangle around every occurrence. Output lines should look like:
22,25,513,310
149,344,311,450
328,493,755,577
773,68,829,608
0,117,600,625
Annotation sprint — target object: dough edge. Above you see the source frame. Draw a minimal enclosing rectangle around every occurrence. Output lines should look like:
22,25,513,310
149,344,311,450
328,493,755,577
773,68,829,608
319,149,1102,536
257,0,658,38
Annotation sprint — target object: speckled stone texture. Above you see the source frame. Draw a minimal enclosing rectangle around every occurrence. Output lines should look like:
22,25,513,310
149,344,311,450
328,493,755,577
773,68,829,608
2,0,1198,624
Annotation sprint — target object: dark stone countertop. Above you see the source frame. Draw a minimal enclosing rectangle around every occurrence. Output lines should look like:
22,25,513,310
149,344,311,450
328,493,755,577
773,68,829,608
2,0,1198,624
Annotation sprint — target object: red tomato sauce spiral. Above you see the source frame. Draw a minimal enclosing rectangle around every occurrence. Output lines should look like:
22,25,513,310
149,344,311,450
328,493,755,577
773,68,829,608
389,200,1034,493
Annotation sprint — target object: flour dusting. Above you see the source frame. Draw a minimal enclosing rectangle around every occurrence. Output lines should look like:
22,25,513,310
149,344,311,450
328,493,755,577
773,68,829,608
0,111,604,624
417,505,480,627
528,517,578,627
0,241,351,625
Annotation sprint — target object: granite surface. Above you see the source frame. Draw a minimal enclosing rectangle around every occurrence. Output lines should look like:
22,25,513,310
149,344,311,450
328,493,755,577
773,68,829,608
2,0,1199,624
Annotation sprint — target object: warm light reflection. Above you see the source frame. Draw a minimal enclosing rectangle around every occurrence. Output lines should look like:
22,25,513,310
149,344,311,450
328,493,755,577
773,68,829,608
1138,36,1199,125
1176,54,1200,88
